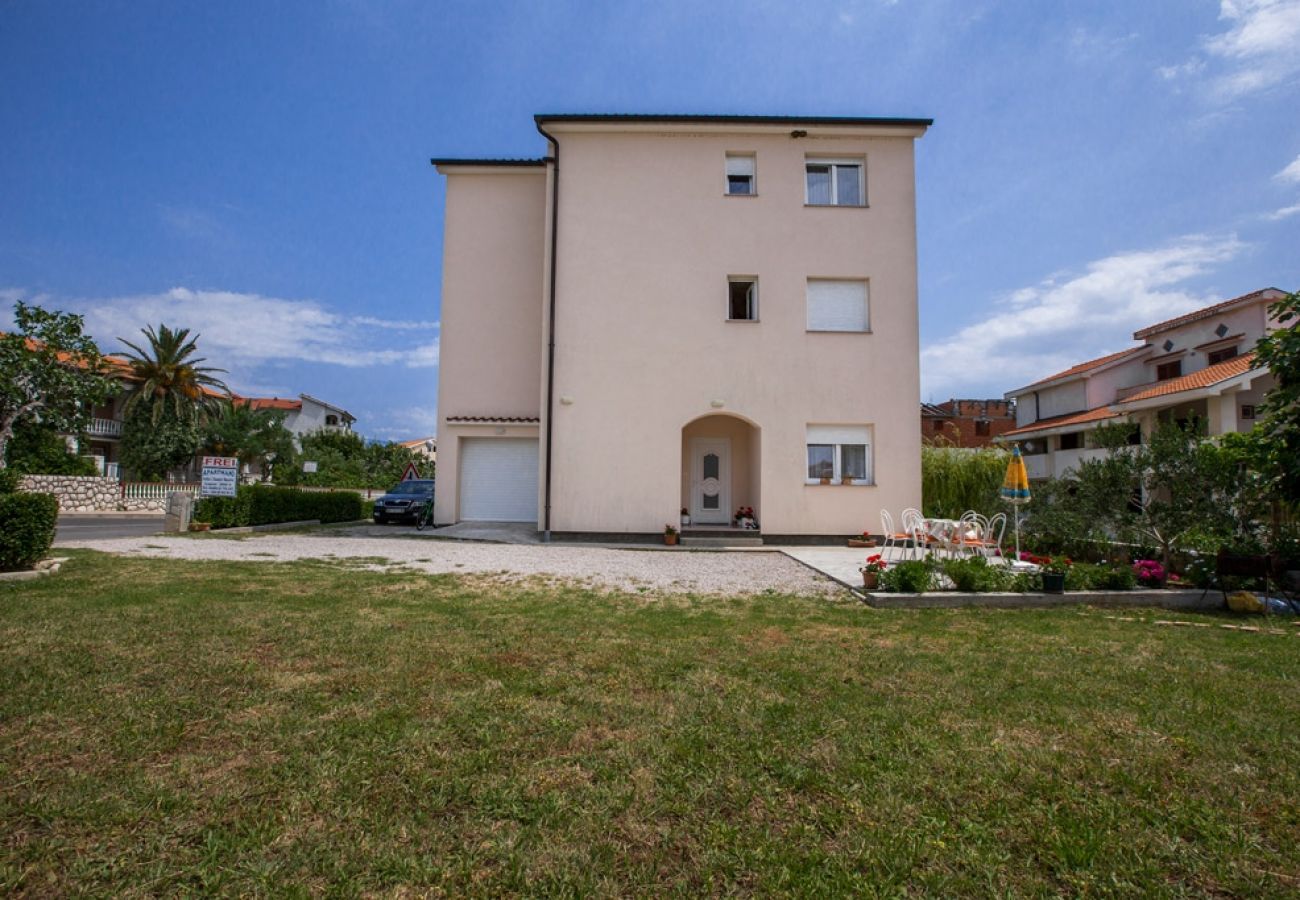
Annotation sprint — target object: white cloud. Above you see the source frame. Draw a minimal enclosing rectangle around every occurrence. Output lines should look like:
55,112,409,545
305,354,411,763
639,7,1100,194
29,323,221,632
1162,0,1300,101
1263,201,1300,220
920,234,1245,400
2,286,439,378
1276,153,1300,184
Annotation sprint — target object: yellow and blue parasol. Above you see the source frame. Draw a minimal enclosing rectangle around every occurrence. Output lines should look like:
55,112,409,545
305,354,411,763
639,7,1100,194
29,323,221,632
1000,444,1031,558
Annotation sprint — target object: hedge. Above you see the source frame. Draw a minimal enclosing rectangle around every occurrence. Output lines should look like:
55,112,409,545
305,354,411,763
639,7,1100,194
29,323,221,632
0,491,59,571
193,485,364,529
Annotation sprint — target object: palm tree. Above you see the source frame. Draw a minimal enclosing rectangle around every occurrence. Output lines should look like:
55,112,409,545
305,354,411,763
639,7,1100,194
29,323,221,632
118,324,228,424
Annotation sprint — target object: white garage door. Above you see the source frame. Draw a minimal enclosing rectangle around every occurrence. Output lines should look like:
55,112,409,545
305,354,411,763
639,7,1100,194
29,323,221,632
460,438,539,522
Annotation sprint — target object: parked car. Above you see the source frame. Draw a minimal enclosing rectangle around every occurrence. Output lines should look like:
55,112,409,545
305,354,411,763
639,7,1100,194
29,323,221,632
372,479,435,524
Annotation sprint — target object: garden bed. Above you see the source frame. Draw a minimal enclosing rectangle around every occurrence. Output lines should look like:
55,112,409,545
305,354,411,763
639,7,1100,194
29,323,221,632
861,588,1223,611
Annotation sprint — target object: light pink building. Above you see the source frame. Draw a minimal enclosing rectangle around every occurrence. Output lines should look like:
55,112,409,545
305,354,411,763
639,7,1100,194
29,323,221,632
432,113,932,539
1001,288,1285,480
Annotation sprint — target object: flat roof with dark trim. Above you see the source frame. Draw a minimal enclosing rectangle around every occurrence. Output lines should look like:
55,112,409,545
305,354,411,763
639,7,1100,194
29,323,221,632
534,113,933,127
429,158,548,167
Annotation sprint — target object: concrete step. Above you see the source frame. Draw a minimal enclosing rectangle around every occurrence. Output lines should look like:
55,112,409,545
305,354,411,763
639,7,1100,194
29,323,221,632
679,536,765,549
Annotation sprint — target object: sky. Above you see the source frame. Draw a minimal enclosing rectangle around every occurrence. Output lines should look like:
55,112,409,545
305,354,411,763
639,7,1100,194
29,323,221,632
2,0,1298,439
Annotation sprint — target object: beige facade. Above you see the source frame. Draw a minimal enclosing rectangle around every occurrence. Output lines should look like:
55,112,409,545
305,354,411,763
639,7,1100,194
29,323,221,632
433,114,931,536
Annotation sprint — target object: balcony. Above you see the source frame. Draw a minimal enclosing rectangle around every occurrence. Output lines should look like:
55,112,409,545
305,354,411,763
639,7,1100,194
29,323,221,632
85,417,123,438
1054,447,1110,477
1023,454,1051,480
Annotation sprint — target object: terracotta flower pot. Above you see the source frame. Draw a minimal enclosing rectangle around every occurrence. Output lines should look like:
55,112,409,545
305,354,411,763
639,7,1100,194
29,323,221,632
664,533,678,546
861,570,880,590
189,522,211,532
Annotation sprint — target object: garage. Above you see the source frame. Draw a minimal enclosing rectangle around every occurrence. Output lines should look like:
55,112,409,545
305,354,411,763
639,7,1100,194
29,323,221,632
459,438,539,522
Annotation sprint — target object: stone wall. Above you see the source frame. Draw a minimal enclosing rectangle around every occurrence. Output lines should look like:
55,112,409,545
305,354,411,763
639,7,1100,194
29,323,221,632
19,475,123,512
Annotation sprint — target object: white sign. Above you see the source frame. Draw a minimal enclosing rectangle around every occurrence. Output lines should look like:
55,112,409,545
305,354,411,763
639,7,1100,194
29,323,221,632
302,461,318,473
200,456,239,498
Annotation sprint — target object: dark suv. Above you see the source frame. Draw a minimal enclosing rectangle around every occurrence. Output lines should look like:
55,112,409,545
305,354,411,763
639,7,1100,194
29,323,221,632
372,479,435,524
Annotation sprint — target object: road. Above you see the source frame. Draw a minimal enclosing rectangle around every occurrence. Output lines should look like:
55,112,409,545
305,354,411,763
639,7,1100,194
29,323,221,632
55,515,167,544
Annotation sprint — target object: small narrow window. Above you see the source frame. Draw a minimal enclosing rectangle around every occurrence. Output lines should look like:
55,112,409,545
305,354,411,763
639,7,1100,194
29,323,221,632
1156,360,1182,381
975,420,991,436
725,154,755,195
728,278,757,321
1207,345,1239,365
1241,404,1256,420
806,159,865,206
1059,432,1081,451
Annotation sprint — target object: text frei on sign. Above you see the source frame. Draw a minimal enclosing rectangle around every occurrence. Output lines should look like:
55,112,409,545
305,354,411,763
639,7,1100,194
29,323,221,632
200,456,239,498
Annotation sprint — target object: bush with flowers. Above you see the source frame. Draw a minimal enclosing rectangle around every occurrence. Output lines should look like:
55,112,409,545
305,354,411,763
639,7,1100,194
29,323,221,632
1132,559,1166,587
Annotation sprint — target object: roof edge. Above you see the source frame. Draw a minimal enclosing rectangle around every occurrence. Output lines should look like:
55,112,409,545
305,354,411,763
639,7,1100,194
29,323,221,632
429,157,548,168
534,113,933,128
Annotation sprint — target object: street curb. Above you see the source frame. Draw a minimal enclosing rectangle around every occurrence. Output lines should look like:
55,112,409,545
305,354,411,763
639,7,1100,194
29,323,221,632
211,520,322,534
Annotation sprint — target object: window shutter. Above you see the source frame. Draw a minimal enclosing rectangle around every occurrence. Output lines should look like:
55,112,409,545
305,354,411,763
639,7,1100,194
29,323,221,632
725,155,754,176
807,280,868,332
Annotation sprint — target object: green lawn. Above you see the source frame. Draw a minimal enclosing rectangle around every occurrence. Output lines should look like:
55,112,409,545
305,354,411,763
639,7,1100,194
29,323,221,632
2,552,1298,896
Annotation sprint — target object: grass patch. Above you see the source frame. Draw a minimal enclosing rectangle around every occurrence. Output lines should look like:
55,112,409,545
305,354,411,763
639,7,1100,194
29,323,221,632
1,551,1298,894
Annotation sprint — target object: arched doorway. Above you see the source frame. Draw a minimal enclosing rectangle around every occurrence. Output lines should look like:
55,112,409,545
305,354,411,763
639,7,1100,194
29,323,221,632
681,413,761,528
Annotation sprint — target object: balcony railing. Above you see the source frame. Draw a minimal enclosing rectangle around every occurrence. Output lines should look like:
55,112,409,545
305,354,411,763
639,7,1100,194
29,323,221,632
85,417,124,438
1023,454,1051,480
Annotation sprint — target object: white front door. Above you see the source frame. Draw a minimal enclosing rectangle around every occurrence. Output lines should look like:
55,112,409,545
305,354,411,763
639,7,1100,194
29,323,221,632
690,438,731,525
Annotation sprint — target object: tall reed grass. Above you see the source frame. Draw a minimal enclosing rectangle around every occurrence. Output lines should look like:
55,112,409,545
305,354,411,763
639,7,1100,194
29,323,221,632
921,443,1010,519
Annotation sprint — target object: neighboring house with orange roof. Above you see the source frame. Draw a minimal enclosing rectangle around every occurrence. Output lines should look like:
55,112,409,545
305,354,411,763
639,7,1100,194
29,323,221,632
237,393,355,447
998,288,1286,480
397,437,437,465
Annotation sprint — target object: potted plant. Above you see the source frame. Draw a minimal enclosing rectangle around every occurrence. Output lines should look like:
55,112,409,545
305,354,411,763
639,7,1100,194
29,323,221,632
734,506,756,529
1039,556,1071,594
680,507,691,527
847,530,875,548
189,521,211,533
859,554,888,590
819,476,832,485
663,524,679,546
840,475,854,485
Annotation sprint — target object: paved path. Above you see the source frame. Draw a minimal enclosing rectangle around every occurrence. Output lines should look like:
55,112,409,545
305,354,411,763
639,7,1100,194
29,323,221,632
59,530,845,597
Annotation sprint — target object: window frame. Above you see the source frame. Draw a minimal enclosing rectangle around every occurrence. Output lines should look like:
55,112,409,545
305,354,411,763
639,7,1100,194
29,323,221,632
1155,360,1183,382
726,276,758,322
724,153,757,196
805,157,866,207
1206,345,1239,365
805,425,874,485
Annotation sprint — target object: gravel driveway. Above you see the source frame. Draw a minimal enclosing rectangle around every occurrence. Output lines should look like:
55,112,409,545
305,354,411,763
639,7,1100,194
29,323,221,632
60,530,844,597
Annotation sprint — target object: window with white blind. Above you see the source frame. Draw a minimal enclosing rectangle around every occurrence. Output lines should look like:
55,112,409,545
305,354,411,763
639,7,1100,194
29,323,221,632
725,154,756,195
806,158,864,206
806,425,873,484
807,279,869,332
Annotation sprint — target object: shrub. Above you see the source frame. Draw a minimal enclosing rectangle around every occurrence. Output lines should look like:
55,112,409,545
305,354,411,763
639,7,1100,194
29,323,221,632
0,491,59,571
942,556,1014,592
193,485,363,528
1097,565,1137,591
1132,559,1166,587
880,558,937,593
3,422,98,476
0,468,20,494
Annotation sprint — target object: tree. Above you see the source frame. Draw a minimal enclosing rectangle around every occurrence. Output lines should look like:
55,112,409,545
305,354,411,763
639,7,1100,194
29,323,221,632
275,429,426,488
118,323,228,424
119,406,202,481
1073,420,1243,571
202,399,296,480
4,420,98,476
1251,289,1300,504
0,302,121,469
